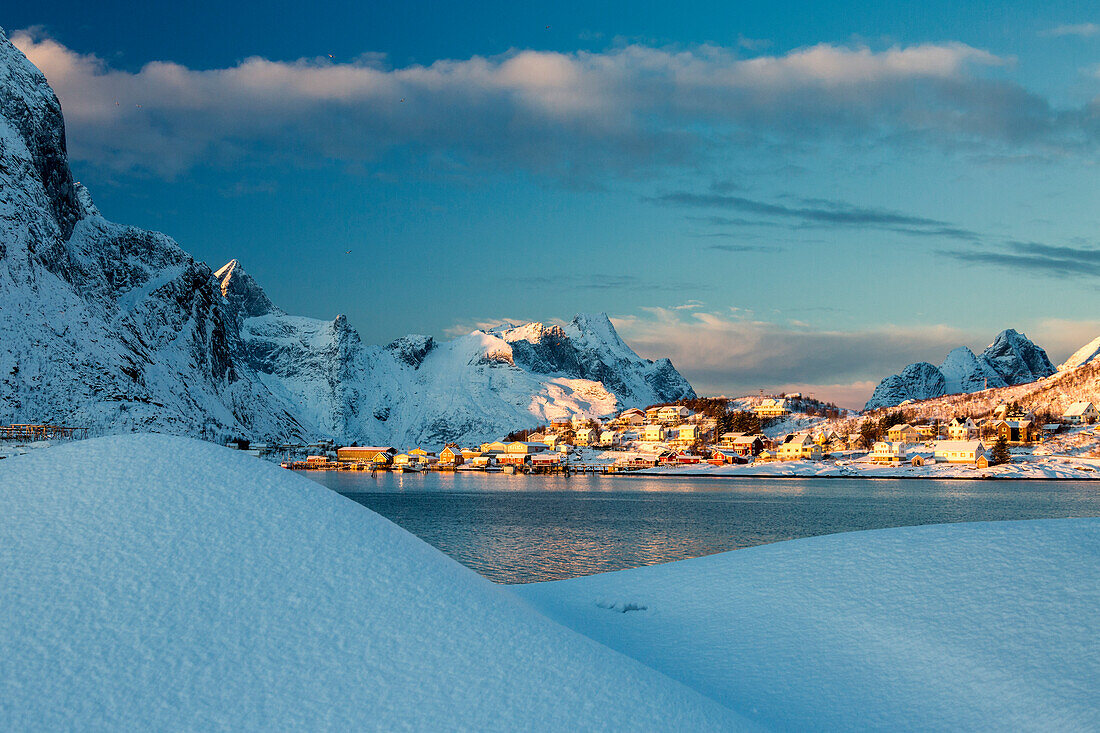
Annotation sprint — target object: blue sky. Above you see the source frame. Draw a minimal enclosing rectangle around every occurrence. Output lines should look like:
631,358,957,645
9,1,1100,406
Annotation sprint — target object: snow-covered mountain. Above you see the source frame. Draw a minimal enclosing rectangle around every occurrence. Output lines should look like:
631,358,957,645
218,259,694,445
0,29,693,446
865,329,1056,410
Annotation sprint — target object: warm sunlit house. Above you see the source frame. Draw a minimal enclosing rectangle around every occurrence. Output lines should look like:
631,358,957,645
871,441,906,463
947,418,979,440
656,405,692,424
755,399,789,418
731,435,764,456
886,424,921,443
673,424,700,444
778,433,823,461
337,446,397,463
575,427,596,445
642,424,667,442
1063,401,1098,424
933,440,986,464
439,445,464,466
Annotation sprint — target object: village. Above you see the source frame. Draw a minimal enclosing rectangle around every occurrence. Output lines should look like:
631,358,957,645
254,395,1100,479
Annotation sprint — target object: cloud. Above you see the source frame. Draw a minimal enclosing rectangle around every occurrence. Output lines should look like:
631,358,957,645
655,191,980,239
609,307,976,402
944,240,1100,277
12,28,1062,181
1040,23,1100,37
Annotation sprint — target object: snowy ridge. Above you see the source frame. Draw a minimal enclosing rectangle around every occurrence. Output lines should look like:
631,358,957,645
0,29,693,445
865,329,1056,410
1059,336,1100,372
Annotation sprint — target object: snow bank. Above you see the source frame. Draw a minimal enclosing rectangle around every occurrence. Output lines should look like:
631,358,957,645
0,435,746,730
515,519,1100,730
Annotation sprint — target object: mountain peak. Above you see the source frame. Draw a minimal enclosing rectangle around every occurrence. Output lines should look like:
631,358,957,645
0,27,81,241
214,260,278,320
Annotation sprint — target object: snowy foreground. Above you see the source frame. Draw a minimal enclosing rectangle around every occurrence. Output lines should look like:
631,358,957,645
0,435,744,730
3,436,1099,729
517,520,1100,730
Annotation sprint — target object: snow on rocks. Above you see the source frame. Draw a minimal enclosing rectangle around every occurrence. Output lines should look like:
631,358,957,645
515,519,1100,730
0,434,746,730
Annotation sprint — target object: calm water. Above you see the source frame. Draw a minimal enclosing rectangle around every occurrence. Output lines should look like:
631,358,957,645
305,471,1100,583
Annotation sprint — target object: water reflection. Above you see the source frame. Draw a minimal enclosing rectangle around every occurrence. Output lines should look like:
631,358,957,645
305,472,1100,583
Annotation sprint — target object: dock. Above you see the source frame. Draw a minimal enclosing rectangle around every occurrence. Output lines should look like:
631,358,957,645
0,424,88,441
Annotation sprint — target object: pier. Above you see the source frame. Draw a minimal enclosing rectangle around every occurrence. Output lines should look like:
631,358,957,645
0,424,88,441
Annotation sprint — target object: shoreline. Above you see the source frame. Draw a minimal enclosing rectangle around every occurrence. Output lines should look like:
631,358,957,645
615,471,1100,481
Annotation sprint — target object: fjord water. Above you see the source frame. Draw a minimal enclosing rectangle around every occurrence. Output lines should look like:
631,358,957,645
306,472,1100,583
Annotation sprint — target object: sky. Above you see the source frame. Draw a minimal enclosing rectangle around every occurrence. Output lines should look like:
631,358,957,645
8,1,1100,407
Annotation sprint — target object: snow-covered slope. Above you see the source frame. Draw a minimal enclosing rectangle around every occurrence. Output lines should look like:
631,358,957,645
516,519,1100,730
938,346,1005,394
0,29,693,446
1059,335,1100,372
865,329,1055,410
0,434,746,729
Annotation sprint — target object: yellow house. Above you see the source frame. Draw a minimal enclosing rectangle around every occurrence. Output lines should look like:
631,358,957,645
642,424,666,442
778,434,824,461
886,424,921,443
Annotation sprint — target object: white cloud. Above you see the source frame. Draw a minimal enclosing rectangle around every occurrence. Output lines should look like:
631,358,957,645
11,29,1039,179
1041,23,1100,38
611,307,974,395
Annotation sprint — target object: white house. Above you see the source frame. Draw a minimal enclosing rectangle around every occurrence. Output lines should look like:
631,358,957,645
618,408,645,426
599,430,621,447
947,418,978,441
575,428,596,445
642,424,666,442
755,399,789,418
656,405,692,424
871,441,906,463
933,440,986,464
1063,401,1098,425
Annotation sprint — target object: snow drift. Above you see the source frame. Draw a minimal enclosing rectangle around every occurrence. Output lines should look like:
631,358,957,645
0,28,693,447
0,434,744,730
516,518,1100,730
